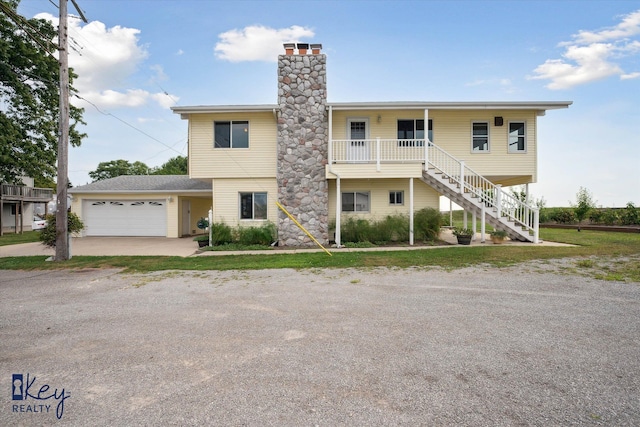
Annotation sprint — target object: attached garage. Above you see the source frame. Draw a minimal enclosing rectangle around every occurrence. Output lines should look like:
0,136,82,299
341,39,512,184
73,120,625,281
69,175,213,238
83,199,167,236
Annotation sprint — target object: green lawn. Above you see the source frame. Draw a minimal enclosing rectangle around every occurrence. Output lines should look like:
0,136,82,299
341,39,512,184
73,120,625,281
1,229,638,282
0,231,41,246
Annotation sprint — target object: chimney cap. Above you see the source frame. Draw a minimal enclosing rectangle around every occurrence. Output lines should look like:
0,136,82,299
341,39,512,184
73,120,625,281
310,43,322,50
283,43,296,49
296,43,309,49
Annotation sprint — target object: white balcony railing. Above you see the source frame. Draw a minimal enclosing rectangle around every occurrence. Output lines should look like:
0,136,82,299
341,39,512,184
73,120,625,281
330,138,539,242
331,139,427,165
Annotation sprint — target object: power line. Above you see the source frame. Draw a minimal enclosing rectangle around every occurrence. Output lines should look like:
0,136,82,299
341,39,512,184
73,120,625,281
73,93,184,156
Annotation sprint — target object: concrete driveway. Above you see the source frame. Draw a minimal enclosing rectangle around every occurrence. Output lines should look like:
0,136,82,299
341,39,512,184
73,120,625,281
1,265,638,425
0,236,200,257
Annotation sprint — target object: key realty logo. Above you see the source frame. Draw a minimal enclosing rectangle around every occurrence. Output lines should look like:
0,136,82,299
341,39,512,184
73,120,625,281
11,373,70,420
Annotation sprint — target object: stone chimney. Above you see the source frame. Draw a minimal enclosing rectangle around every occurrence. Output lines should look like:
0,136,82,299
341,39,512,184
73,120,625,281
276,43,328,247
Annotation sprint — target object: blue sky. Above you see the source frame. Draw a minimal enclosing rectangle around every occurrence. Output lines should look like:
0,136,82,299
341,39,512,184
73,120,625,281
17,0,640,207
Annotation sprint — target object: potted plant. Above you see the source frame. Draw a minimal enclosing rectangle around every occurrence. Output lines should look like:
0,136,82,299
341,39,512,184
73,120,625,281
194,217,210,247
452,227,474,245
193,235,209,248
490,229,508,244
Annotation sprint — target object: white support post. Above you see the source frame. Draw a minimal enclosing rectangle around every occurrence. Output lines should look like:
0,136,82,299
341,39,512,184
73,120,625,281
376,137,381,172
336,177,341,247
496,184,502,218
525,183,530,226
424,109,429,171
472,213,477,241
533,208,539,244
449,199,453,227
409,178,414,246
481,203,486,243
459,160,465,194
463,210,468,230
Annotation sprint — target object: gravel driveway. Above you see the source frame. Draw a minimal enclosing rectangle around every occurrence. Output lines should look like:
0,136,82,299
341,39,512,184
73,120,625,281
1,264,639,426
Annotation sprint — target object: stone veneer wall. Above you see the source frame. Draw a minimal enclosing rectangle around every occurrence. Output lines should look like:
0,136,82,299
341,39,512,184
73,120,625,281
276,53,329,246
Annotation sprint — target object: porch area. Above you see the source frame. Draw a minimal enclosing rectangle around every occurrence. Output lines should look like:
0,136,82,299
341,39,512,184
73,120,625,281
1,184,54,235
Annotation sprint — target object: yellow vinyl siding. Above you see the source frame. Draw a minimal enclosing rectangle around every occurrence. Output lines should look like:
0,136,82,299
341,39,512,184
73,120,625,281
327,163,425,179
189,112,276,179
211,178,278,227
327,178,440,222
331,109,538,183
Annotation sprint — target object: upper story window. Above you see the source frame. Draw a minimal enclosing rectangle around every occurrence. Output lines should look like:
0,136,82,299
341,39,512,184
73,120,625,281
508,122,526,153
397,119,433,146
214,121,249,149
472,121,489,152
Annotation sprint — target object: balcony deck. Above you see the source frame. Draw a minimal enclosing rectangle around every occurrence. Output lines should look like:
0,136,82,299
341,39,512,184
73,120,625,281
1,184,54,203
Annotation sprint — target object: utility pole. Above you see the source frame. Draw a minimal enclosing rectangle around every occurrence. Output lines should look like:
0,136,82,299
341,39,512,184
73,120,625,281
55,0,86,261
55,0,69,260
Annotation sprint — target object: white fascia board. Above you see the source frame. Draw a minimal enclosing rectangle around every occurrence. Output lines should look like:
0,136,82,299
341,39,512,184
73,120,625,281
171,105,280,116
327,101,572,111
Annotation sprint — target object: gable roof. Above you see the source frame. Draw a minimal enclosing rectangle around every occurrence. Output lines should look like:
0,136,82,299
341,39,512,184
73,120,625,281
69,175,212,193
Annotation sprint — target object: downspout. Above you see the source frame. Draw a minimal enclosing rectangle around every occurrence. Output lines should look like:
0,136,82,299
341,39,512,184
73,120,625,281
327,105,342,247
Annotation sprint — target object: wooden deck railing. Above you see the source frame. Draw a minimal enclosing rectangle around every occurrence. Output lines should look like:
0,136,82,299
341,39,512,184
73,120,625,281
1,184,54,202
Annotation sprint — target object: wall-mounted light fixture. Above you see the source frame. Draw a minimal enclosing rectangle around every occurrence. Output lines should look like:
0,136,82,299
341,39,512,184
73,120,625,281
377,114,382,124
167,196,173,203
494,116,504,126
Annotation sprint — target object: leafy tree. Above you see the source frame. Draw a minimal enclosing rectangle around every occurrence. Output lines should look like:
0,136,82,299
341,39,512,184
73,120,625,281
88,159,150,181
572,187,596,223
39,212,84,247
0,0,86,185
151,155,187,175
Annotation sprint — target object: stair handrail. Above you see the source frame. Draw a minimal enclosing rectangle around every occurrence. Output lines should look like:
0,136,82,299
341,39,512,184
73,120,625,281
426,141,538,238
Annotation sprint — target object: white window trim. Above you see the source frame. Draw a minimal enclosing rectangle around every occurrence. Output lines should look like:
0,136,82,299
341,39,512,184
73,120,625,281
238,191,268,221
471,120,490,153
346,117,370,140
214,120,250,149
508,120,527,154
389,191,404,206
341,191,370,213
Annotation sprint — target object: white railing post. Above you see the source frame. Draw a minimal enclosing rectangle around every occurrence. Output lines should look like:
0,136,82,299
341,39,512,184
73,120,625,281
481,203,486,243
533,208,539,244
424,139,429,171
496,184,502,218
376,137,381,172
459,160,465,194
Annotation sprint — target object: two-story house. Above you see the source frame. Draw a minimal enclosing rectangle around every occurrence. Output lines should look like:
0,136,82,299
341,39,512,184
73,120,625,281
70,43,570,245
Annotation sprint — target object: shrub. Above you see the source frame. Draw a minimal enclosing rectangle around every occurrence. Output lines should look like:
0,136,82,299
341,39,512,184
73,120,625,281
341,217,374,243
621,202,640,226
548,208,577,224
210,222,233,245
414,207,442,242
374,214,410,243
237,222,276,246
601,209,619,226
39,212,85,247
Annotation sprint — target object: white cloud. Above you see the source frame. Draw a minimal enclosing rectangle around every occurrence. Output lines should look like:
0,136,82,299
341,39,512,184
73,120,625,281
621,71,640,80
215,25,315,62
530,9,640,89
35,13,175,109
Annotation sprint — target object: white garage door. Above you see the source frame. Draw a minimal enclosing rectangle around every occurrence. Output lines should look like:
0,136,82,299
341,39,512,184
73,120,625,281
83,200,167,237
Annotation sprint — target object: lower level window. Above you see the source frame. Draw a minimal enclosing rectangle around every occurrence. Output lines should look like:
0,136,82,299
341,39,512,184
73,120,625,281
239,192,267,220
342,192,370,212
389,191,404,205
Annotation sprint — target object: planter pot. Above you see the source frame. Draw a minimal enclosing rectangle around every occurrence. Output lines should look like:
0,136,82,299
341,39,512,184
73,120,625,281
491,236,505,244
456,235,472,245
197,240,208,248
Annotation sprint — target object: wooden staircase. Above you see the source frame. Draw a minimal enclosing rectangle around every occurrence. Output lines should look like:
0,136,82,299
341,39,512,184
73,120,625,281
420,143,540,243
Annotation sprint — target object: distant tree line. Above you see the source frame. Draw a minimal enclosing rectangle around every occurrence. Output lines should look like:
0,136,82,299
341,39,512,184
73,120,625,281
88,156,188,181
